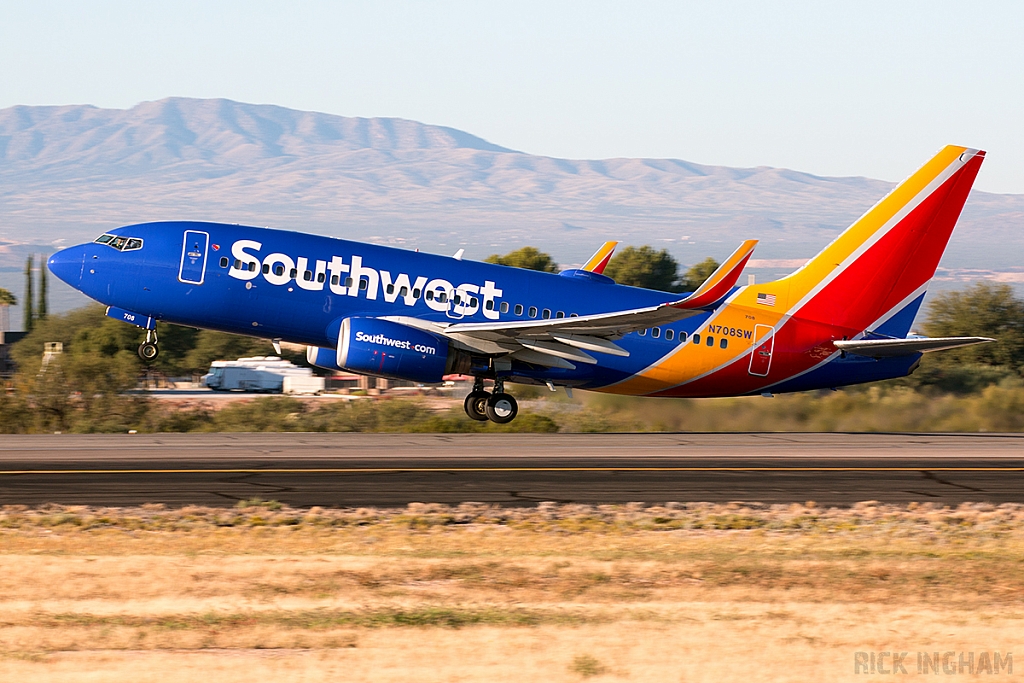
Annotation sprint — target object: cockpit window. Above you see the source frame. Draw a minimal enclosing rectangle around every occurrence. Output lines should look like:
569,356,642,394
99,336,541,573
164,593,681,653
93,234,144,252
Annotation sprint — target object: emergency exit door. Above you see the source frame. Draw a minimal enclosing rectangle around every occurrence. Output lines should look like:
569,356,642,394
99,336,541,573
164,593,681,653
748,325,775,377
178,230,209,285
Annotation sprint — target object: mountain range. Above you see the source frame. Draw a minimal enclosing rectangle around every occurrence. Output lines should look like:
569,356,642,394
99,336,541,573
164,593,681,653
1,98,1021,322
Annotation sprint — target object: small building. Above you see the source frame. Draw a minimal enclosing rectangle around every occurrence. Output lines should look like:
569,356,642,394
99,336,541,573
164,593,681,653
0,331,28,378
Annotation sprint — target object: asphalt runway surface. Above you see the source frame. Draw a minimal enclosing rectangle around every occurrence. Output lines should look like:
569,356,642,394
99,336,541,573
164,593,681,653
0,433,1022,508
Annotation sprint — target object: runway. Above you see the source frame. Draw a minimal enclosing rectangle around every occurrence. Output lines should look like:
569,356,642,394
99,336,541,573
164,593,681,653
0,433,1022,507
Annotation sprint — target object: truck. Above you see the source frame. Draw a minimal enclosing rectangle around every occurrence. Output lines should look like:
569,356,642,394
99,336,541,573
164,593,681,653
202,356,320,393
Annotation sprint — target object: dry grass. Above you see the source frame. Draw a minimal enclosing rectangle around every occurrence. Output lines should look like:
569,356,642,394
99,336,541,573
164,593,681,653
0,501,1021,681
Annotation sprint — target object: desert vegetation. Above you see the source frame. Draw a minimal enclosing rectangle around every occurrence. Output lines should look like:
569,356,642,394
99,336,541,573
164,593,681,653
0,500,1021,681
1,281,1022,434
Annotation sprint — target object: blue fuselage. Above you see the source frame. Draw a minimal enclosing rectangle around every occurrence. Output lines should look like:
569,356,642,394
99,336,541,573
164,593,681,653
49,221,918,394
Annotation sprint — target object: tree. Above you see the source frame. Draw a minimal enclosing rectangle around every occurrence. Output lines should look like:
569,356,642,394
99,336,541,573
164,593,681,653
679,257,721,293
603,246,680,291
23,256,34,333
922,282,1024,371
37,255,48,321
484,247,558,273
0,287,15,334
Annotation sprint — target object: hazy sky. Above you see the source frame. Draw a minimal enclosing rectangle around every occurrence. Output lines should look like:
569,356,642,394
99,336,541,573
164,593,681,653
3,1,1023,192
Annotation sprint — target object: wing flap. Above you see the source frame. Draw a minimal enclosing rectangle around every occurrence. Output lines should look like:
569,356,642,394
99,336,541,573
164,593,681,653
834,336,994,358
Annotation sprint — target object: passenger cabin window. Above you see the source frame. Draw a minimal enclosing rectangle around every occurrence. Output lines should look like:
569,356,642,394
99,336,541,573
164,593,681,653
359,279,369,291
652,328,661,339
542,308,551,319
485,300,494,311
556,311,565,318
638,329,647,336
412,288,421,299
304,271,313,281
426,291,435,301
289,268,297,278
220,257,229,268
570,313,578,317
720,338,728,349
262,264,270,274
500,302,509,313
331,275,339,285
706,336,714,346
680,331,688,342
692,334,701,345
317,273,326,283
515,304,524,316
274,265,284,276
386,284,395,295
528,306,538,318
345,277,353,287
665,329,675,341
399,286,408,297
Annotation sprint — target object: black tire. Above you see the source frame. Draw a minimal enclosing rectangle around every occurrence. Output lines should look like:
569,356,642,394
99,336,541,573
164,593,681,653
138,342,159,362
464,390,490,421
485,392,518,424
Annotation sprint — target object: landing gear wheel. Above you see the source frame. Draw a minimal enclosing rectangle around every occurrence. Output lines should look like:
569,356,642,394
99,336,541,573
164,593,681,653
464,391,490,421
138,342,159,362
485,392,518,424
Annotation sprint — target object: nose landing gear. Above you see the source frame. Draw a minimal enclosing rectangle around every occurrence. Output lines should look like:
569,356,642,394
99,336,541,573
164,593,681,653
463,377,519,424
138,328,159,362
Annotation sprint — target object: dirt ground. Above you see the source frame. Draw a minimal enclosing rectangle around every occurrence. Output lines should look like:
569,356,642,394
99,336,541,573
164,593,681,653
0,501,1020,681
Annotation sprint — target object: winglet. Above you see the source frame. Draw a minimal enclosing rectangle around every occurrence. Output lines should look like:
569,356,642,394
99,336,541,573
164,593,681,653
671,239,758,309
582,241,619,274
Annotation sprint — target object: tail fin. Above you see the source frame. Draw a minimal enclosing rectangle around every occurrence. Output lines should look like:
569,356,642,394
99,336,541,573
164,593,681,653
770,146,985,335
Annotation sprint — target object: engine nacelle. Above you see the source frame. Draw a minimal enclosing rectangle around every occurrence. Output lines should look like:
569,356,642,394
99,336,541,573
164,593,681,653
306,345,342,372
337,317,450,384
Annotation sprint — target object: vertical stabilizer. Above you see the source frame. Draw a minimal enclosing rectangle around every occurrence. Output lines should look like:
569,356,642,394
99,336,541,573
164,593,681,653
758,146,985,334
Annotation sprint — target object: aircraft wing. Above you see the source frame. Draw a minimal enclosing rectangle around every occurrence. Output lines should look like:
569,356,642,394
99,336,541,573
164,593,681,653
424,240,759,368
834,336,995,358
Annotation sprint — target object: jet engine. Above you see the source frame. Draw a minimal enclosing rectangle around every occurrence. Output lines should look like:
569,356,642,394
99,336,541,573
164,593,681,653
308,317,475,384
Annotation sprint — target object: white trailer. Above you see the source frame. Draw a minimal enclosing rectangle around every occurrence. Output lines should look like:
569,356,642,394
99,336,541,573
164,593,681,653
202,356,317,393
283,375,325,395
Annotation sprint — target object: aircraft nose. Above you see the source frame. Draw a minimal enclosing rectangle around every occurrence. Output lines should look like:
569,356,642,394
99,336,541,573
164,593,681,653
48,245,87,287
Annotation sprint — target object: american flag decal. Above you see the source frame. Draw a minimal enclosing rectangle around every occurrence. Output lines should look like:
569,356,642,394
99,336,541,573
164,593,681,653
757,292,776,306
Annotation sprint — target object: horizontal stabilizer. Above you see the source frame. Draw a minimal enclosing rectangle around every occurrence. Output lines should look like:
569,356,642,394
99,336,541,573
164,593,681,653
834,336,995,358
670,239,758,309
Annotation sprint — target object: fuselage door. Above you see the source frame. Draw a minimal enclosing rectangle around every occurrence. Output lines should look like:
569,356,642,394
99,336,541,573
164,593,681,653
748,324,775,377
178,230,210,285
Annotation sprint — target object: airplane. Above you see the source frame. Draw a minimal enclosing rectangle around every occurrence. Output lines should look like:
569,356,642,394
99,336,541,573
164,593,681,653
48,145,993,424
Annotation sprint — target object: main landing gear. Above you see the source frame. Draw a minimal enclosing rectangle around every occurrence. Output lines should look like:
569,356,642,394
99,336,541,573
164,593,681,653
138,328,159,362
464,378,519,424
